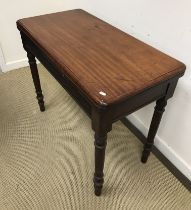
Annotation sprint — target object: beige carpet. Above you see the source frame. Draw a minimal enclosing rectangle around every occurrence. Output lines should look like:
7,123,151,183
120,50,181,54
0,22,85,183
0,65,190,210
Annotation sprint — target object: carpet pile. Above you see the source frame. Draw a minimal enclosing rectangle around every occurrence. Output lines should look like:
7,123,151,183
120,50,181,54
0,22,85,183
0,65,190,209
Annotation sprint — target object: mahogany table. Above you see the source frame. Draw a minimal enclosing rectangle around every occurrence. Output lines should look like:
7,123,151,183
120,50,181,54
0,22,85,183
17,9,186,196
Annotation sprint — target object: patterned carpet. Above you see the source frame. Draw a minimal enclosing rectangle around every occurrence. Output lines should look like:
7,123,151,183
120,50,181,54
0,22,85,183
0,65,190,210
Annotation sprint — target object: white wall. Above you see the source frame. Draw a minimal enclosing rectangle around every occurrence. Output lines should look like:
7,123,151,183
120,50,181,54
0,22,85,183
0,0,79,71
1,0,191,180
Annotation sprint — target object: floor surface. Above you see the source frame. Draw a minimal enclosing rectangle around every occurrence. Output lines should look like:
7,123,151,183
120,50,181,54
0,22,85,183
0,66,190,210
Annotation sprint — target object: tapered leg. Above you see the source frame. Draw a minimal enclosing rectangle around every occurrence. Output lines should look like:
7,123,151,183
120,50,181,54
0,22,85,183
27,51,45,112
141,97,167,163
93,132,107,196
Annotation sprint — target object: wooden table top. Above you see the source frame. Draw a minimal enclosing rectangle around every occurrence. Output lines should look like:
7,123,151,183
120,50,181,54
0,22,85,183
17,9,186,106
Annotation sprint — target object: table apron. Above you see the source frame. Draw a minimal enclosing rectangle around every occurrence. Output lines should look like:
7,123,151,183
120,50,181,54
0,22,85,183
109,76,179,122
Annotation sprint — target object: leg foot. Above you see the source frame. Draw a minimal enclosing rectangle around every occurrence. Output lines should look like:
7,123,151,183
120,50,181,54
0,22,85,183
27,52,45,112
141,97,167,163
94,176,103,196
36,92,45,112
93,133,107,196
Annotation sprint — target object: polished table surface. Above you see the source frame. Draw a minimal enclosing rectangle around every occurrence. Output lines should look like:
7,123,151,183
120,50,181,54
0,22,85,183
17,9,186,196
17,9,185,107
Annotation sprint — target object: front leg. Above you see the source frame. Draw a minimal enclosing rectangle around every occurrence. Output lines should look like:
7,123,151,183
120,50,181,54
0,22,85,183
92,107,111,196
141,97,167,163
94,131,107,196
27,51,45,112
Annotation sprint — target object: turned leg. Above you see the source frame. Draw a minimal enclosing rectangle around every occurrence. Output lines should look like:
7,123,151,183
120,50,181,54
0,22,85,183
93,132,107,196
27,51,45,112
141,97,167,163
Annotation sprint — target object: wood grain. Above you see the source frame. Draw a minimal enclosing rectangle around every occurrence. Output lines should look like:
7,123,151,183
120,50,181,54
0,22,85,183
17,9,185,106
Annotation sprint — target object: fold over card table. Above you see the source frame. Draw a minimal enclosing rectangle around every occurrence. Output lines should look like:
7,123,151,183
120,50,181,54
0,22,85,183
17,9,186,196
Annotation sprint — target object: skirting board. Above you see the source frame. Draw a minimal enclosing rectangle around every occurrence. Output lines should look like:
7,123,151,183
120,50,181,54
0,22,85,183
127,114,191,181
2,58,41,73
2,58,29,72
0,45,29,72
